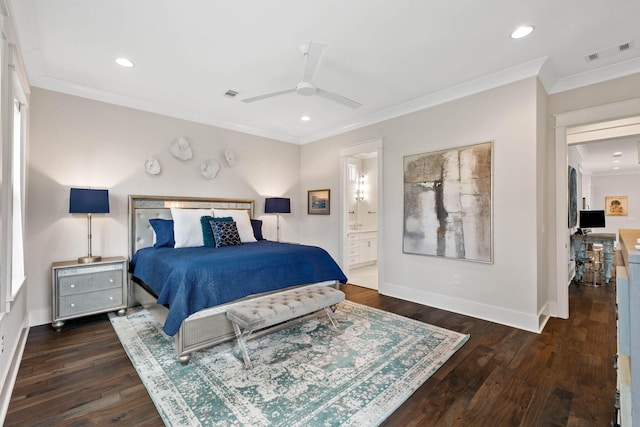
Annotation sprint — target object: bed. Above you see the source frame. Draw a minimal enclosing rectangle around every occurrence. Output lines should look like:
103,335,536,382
128,194,347,364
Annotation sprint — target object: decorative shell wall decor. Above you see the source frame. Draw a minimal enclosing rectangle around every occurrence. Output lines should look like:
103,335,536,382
200,159,220,179
170,136,193,160
144,157,161,175
224,148,237,166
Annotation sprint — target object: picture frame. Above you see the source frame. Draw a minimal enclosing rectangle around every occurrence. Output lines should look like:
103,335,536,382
308,189,330,215
605,195,628,216
403,141,493,263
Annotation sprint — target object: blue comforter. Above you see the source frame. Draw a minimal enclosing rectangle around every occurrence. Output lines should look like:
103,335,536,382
130,241,347,336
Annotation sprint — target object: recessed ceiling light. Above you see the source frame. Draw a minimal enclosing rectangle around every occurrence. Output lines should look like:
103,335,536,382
115,57,134,68
613,166,620,170
613,151,623,157
301,115,311,121
510,25,534,39
613,160,621,164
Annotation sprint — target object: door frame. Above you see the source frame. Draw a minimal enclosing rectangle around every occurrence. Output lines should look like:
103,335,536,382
340,138,383,286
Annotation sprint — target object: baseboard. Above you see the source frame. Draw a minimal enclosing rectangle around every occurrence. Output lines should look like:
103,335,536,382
381,281,543,333
0,324,29,425
28,308,51,327
537,302,551,331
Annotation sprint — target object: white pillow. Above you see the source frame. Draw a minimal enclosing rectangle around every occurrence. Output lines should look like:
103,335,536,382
213,208,257,243
170,207,213,248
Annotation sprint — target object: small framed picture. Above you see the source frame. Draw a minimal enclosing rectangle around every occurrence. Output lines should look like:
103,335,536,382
308,189,330,215
605,195,628,216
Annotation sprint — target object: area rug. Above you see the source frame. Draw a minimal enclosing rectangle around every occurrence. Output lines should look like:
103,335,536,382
110,300,469,427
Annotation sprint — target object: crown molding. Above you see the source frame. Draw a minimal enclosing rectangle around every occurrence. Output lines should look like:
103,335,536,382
299,57,549,144
548,57,640,94
31,75,300,144
29,55,640,146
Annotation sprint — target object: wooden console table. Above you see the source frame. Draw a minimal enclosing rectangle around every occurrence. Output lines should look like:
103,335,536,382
571,233,616,284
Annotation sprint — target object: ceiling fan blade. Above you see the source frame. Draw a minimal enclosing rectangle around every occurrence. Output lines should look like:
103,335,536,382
316,88,362,109
301,41,326,82
242,88,296,103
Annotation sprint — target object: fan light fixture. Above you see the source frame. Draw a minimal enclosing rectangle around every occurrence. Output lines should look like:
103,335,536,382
510,25,534,39
242,41,361,109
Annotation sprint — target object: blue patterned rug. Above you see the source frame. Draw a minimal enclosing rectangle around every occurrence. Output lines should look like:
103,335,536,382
110,300,468,426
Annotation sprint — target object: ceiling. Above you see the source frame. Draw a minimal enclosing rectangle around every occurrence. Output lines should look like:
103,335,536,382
578,136,640,176
7,0,640,145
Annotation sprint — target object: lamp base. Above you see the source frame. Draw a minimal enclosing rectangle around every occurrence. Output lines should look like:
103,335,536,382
78,255,102,264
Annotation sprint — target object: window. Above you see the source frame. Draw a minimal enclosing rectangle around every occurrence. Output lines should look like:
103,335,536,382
1,39,29,312
10,97,26,298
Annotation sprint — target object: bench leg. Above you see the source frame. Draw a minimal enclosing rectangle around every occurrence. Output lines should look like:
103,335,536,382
324,306,340,329
232,322,254,369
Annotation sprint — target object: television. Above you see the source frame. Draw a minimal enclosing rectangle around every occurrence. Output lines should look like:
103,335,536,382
579,210,605,229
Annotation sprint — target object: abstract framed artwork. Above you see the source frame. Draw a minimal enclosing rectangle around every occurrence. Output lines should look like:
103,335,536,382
568,166,577,228
605,195,628,216
308,189,330,215
403,141,493,263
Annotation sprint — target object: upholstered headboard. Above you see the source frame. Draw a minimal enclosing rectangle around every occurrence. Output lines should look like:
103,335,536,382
128,195,255,259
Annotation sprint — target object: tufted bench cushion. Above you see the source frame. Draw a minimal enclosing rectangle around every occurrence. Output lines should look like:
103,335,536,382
226,286,345,368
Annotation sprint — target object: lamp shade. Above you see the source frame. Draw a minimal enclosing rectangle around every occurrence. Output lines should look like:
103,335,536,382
69,188,110,214
265,197,291,214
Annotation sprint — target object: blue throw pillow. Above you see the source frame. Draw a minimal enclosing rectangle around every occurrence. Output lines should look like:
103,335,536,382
149,219,175,248
250,219,265,240
209,220,242,248
201,216,232,246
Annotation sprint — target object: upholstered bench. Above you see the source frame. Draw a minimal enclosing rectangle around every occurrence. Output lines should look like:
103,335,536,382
226,286,345,368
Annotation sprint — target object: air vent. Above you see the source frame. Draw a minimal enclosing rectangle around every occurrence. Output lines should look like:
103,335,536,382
619,42,631,52
585,41,634,62
224,90,239,98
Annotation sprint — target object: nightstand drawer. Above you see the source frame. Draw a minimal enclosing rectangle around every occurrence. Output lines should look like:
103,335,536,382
58,269,122,296
58,288,123,317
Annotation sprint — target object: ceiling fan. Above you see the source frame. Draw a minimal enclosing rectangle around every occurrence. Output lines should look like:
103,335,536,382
242,41,361,109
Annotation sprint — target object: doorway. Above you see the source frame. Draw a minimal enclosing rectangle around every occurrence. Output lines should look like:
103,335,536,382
554,102,640,319
340,138,383,290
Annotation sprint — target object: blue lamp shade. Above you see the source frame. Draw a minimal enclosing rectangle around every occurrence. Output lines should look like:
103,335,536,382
69,188,110,214
265,197,291,214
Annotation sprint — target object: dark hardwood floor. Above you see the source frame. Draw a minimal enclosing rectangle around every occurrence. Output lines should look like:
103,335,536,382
6,281,616,426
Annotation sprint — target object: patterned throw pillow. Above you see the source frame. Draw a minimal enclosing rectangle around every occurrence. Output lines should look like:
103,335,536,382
209,220,242,248
201,216,233,246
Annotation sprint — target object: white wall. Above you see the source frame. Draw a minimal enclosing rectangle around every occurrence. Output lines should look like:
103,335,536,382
27,88,301,326
300,77,544,331
590,172,640,239
535,79,549,318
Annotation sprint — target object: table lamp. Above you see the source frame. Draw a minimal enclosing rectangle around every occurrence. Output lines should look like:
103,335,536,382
264,197,290,242
69,188,110,263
